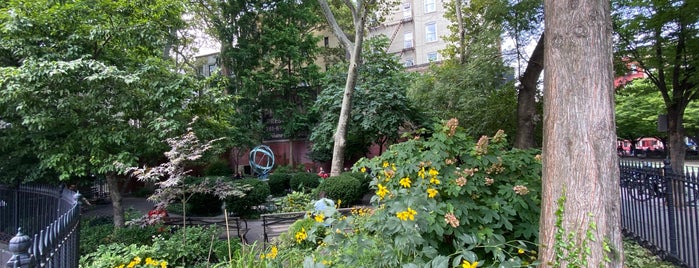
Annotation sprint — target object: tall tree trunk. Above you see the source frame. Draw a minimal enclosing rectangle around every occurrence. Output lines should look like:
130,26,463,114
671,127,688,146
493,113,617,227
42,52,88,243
318,0,370,177
514,34,544,149
454,0,466,64
539,0,623,267
331,17,366,177
106,171,125,228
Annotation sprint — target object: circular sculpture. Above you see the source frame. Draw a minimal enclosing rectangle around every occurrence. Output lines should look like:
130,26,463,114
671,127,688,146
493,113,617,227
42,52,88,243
249,145,275,179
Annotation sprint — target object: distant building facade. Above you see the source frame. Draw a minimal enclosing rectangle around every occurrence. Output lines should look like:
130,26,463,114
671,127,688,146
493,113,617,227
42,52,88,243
367,0,450,71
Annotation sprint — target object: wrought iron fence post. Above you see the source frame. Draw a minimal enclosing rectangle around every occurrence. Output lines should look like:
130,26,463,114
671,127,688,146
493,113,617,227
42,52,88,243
663,159,678,257
5,228,35,268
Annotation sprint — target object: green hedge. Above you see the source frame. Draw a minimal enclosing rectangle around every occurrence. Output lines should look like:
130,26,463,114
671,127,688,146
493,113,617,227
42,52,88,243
344,171,372,192
289,172,321,191
317,174,362,207
267,173,292,197
225,178,270,217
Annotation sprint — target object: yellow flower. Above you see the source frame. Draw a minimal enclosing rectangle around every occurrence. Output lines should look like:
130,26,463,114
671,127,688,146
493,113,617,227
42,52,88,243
377,184,389,199
462,260,479,268
518,248,525,254
314,213,325,223
427,188,438,198
430,177,441,185
397,207,418,221
391,163,397,171
428,168,439,177
266,245,278,259
160,261,167,268
295,228,308,243
383,161,389,168
360,167,367,173
118,265,125,268
418,166,426,179
399,177,412,188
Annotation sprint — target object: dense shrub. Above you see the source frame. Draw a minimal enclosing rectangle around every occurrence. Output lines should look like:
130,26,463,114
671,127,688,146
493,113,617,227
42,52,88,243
204,159,233,176
317,174,362,207
272,191,312,212
289,172,321,191
344,171,372,192
274,119,542,267
267,173,292,197
225,178,271,217
80,226,240,268
185,192,224,216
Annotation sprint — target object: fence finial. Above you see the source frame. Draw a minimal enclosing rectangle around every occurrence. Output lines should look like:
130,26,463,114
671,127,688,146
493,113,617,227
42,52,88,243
5,228,35,268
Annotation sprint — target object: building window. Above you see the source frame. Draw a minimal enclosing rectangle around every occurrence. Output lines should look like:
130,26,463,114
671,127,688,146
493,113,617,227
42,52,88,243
208,64,217,76
424,0,435,13
427,51,438,62
403,2,412,18
404,32,413,49
426,23,437,42
404,58,414,67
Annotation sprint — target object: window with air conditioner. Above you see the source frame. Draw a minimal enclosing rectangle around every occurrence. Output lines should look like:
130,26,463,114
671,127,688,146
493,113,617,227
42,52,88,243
404,32,413,49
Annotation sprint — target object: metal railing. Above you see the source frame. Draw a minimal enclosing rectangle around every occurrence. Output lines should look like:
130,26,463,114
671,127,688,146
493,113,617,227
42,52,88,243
0,184,81,267
620,160,699,268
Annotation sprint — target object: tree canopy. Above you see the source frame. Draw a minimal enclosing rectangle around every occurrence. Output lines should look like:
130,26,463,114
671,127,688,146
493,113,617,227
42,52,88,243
310,36,425,163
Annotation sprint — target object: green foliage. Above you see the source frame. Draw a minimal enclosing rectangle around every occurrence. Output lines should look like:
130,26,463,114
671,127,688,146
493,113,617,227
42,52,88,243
185,193,224,217
310,36,426,162
289,172,321,192
273,191,313,213
268,173,292,197
204,159,233,176
193,0,323,141
225,178,271,217
623,239,679,268
344,171,372,193
318,174,362,207
287,119,542,267
80,226,240,268
79,216,118,255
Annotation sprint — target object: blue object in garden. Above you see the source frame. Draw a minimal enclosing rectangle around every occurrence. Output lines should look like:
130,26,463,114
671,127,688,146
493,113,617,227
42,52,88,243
249,145,275,179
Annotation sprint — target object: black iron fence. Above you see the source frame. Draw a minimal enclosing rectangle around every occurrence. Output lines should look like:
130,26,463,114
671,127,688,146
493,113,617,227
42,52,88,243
0,184,81,267
620,160,699,268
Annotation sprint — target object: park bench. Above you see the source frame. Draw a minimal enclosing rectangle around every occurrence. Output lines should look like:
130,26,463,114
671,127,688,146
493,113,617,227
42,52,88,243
163,215,249,243
260,207,364,248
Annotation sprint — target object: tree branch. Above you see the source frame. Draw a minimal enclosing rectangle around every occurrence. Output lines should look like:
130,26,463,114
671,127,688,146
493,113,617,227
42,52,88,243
318,0,354,53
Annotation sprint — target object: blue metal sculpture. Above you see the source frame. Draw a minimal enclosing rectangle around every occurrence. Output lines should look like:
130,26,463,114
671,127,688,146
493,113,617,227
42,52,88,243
249,145,275,179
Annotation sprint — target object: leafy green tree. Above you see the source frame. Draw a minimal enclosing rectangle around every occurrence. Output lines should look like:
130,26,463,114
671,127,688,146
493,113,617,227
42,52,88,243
310,37,425,163
0,0,235,227
192,0,323,143
408,1,516,140
615,80,667,149
613,0,699,170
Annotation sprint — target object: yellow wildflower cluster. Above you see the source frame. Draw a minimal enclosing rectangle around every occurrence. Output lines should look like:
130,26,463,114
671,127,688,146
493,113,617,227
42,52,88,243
376,183,389,200
116,256,167,268
399,177,412,188
351,207,373,217
396,207,417,221
295,228,307,243
260,245,278,260
427,188,438,198
314,213,325,223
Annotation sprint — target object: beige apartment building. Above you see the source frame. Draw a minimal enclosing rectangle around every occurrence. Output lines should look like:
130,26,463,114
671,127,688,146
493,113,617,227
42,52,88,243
367,0,450,71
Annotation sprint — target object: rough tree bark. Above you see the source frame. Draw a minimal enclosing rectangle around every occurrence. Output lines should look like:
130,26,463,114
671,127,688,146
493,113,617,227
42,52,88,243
538,0,623,266
106,172,125,228
318,0,371,176
514,34,544,149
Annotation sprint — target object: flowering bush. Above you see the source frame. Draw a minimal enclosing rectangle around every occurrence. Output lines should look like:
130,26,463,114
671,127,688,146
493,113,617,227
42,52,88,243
284,119,542,267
